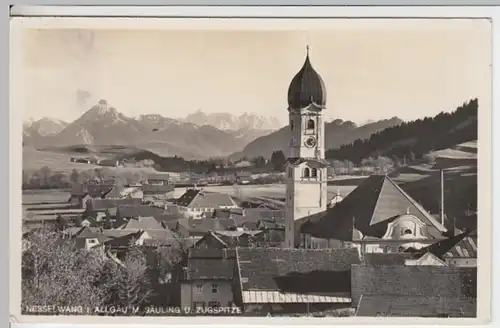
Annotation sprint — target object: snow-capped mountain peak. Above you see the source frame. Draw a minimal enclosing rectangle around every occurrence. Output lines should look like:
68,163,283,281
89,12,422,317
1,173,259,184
183,110,283,131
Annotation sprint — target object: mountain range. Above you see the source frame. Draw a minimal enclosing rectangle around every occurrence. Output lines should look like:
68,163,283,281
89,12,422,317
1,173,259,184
181,110,282,131
23,100,404,160
230,117,404,160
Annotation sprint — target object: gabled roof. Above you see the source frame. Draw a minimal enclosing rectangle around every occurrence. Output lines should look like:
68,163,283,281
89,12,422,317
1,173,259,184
175,189,236,208
103,186,126,199
299,175,447,241
422,229,478,259
104,230,142,247
184,248,237,281
237,248,360,293
75,226,100,239
141,228,178,244
102,229,141,238
122,216,164,230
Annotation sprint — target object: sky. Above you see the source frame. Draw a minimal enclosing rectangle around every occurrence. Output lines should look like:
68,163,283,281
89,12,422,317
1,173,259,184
20,19,491,125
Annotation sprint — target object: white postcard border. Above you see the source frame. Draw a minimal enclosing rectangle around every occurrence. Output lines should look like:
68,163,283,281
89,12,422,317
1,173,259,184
9,5,495,327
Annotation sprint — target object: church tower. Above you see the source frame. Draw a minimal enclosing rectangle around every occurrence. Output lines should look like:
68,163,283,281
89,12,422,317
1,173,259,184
284,47,328,248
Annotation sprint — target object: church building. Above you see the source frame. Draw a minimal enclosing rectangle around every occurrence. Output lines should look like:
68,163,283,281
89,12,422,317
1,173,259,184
283,48,450,252
284,47,329,249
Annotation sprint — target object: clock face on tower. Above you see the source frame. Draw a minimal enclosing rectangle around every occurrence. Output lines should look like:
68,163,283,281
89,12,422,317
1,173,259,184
305,136,317,148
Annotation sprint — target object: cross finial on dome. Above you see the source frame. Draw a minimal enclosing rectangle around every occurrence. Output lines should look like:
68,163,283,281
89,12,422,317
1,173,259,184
306,45,310,56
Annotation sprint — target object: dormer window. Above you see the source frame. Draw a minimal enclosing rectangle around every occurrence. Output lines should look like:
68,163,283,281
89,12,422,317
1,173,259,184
402,228,412,235
311,168,318,178
306,119,315,134
304,168,310,178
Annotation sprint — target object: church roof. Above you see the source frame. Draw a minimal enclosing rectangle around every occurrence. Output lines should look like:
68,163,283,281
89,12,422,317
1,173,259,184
299,174,448,241
286,157,329,167
287,49,327,110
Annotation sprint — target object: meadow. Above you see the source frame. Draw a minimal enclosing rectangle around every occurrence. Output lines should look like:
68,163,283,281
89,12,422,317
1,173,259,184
23,184,358,206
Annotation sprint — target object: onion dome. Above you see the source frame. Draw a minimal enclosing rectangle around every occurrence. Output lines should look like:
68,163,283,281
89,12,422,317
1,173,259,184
287,47,327,110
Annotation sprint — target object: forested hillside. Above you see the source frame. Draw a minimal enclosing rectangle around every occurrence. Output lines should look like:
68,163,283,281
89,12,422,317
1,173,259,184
325,99,478,165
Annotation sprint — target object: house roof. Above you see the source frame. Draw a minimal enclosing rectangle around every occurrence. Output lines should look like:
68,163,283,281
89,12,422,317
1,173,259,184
184,248,237,281
102,229,141,238
117,205,166,219
355,295,476,317
421,230,478,259
177,218,233,236
103,186,126,199
88,198,142,211
237,248,360,293
141,228,178,244
352,265,477,299
104,230,142,247
175,189,236,208
75,226,100,239
299,175,447,241
286,157,329,168
122,216,164,230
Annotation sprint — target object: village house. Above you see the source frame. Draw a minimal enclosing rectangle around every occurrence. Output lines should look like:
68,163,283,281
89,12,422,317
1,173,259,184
352,264,477,317
146,173,171,186
235,171,252,185
180,248,239,311
236,248,358,316
84,198,142,219
69,226,109,252
104,185,144,199
175,189,239,219
68,183,115,208
116,205,168,221
194,230,264,249
298,175,449,253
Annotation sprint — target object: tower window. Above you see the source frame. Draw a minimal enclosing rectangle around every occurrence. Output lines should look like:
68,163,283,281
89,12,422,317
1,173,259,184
311,168,318,178
306,119,315,131
290,120,294,130
304,168,310,178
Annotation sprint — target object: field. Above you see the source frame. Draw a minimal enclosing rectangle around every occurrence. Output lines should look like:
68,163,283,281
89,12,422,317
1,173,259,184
23,183,358,206
23,147,159,174
22,189,71,204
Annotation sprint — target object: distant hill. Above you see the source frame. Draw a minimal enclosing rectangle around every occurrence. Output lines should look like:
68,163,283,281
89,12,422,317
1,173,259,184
325,98,478,164
22,100,278,160
23,117,68,145
231,117,403,160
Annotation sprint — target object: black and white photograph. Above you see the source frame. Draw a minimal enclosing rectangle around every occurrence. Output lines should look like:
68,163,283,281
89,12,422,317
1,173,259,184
10,15,491,322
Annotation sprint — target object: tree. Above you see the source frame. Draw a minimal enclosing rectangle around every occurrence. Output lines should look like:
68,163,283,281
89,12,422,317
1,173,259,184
270,150,286,172
251,156,267,168
39,166,52,187
22,229,105,312
70,169,80,185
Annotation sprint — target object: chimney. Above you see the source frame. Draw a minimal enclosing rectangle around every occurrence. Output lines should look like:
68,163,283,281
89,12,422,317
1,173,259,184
440,169,445,227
